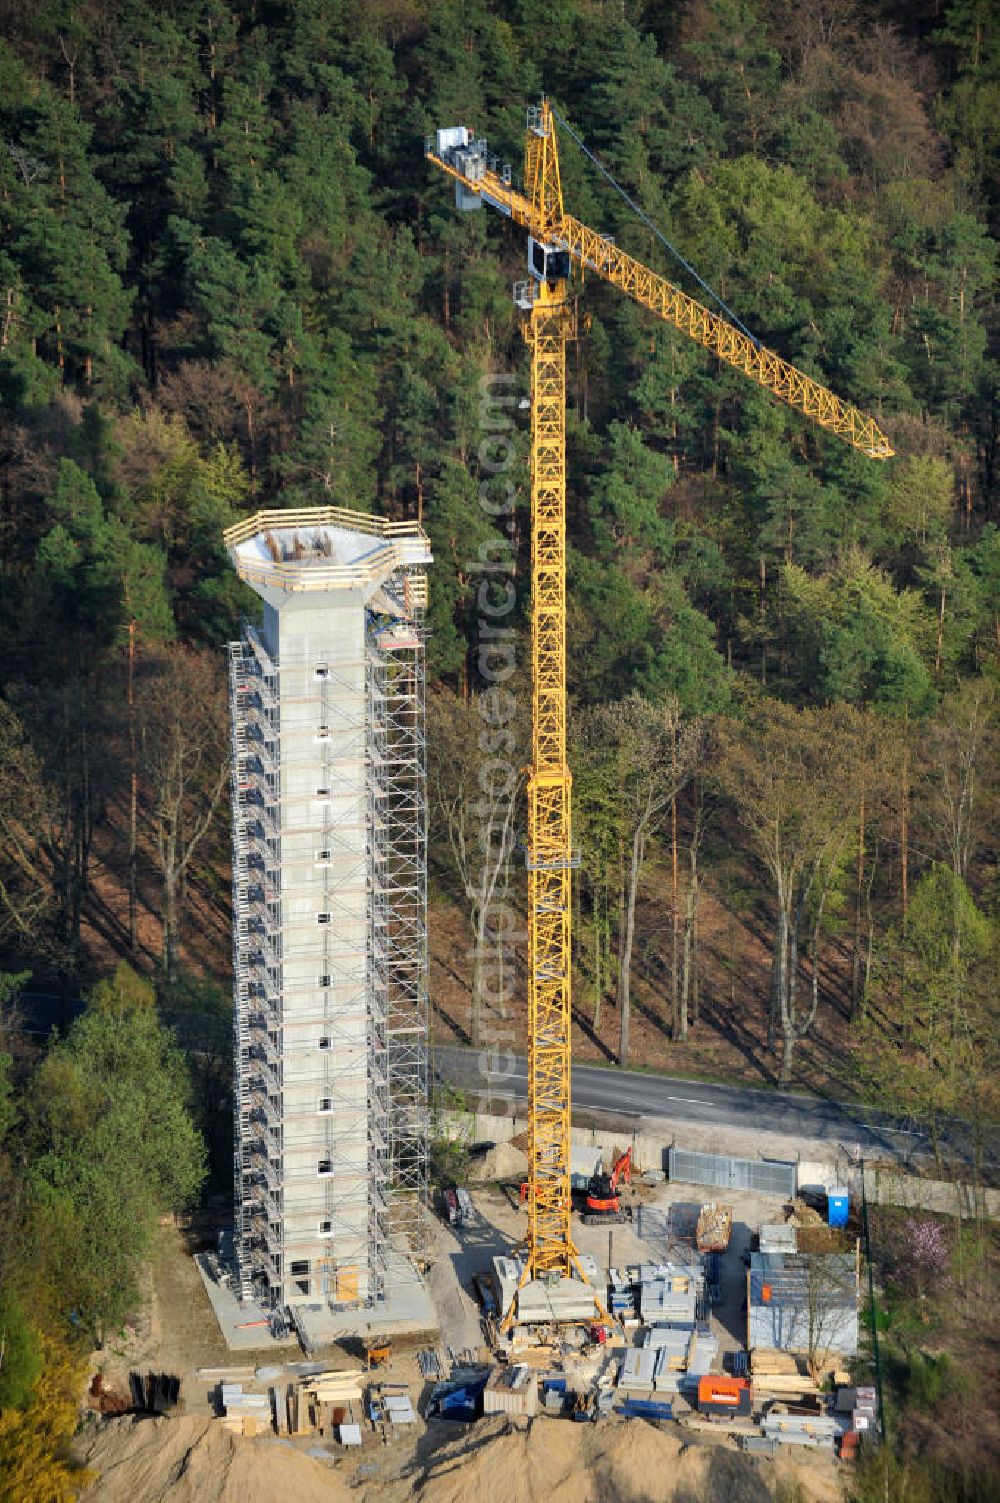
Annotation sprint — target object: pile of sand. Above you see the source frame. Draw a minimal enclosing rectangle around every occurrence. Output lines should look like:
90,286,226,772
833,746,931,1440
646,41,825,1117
785,1198,825,1228
79,1409,841,1503
384,1415,841,1503
469,1140,529,1182
78,1415,353,1503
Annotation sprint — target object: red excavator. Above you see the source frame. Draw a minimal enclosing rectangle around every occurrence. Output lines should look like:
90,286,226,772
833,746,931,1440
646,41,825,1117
582,1148,633,1224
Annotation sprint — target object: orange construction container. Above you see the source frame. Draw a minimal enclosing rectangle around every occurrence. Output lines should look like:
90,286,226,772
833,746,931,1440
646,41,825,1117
696,1375,752,1417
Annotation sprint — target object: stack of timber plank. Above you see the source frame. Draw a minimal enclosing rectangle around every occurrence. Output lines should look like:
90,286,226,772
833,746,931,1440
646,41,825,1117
300,1369,364,1404
219,1385,271,1437
216,1368,366,1439
751,1350,802,1375
298,1369,364,1436
271,1385,288,1435
749,1349,819,1398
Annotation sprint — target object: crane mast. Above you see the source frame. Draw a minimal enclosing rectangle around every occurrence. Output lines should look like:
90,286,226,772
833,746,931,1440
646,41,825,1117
523,275,577,1281
426,100,892,1327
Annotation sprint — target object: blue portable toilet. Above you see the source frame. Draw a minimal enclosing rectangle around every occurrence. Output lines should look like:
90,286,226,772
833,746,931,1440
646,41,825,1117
828,1186,849,1227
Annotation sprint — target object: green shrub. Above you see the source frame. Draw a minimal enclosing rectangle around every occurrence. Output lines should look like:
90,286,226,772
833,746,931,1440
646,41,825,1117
905,1349,965,1409
0,1289,41,1411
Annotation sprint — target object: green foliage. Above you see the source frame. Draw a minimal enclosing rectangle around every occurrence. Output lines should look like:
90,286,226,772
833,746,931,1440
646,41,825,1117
886,457,955,550
0,43,134,400
0,1289,39,1411
904,1349,966,1410
429,1081,473,1187
857,866,995,1161
0,0,994,716
570,423,734,710
782,549,937,712
904,862,991,979
85,961,155,1017
165,972,233,1193
33,458,174,652
25,965,205,1344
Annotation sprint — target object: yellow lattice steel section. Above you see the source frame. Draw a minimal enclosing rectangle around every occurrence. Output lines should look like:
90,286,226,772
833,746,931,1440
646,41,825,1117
523,280,577,1279
425,114,893,460
524,102,564,237
557,214,893,458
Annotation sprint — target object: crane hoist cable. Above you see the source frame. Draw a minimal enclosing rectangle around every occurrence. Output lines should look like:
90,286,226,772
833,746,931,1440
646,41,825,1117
549,104,760,347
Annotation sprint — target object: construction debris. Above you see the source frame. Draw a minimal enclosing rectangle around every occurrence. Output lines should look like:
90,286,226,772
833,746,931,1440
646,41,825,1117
695,1203,733,1253
88,1373,130,1415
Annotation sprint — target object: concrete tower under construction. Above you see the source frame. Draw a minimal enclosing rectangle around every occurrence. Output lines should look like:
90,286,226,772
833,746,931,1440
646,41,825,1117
226,507,432,1313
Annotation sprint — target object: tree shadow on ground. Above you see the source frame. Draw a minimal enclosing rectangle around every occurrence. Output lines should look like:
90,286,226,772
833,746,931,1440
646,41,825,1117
572,1001,615,1062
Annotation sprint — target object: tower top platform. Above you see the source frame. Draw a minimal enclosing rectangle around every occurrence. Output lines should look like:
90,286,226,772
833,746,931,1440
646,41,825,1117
225,507,431,601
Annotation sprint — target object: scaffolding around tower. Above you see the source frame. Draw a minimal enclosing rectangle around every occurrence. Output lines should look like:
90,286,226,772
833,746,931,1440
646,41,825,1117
226,507,431,1314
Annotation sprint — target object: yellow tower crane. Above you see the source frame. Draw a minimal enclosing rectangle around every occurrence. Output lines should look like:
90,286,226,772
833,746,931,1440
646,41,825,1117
426,102,892,1327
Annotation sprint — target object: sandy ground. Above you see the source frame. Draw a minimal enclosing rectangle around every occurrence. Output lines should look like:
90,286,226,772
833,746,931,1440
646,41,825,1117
78,1409,844,1503
90,1221,291,1418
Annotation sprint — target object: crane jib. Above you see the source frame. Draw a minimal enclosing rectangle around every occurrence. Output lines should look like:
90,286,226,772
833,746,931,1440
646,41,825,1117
426,130,893,462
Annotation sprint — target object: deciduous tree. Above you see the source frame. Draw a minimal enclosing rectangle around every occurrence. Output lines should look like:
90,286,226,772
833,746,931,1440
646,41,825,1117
718,699,869,1083
138,649,228,985
858,865,997,1181
427,686,524,1048
579,693,702,1065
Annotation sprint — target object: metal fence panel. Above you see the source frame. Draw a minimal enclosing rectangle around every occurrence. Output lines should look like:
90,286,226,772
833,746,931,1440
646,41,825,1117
668,1147,795,1198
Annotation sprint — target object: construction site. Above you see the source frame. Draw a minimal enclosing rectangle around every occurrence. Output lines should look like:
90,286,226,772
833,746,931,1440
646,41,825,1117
78,1163,868,1503
4,0,1000,1489
76,99,891,1502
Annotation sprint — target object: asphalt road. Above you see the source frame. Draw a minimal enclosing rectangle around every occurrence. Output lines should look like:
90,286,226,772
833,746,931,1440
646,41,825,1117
431,1041,979,1164
16,993,986,1165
